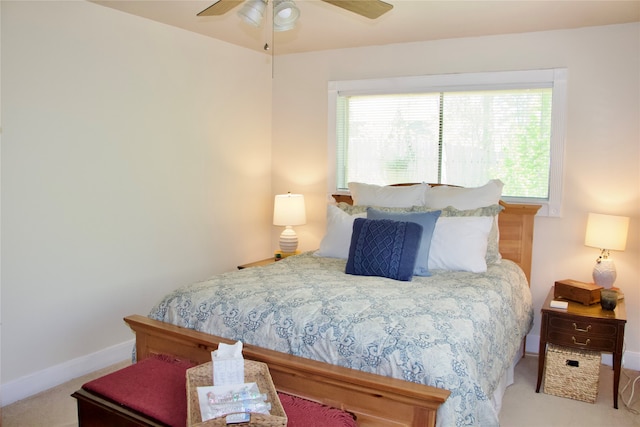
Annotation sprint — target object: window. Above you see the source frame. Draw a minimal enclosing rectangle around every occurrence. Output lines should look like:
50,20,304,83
328,69,567,216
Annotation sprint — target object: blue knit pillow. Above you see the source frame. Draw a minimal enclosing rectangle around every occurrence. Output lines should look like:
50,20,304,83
367,208,441,276
346,218,423,281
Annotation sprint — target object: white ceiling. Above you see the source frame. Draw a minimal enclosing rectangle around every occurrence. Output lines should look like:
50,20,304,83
93,0,640,55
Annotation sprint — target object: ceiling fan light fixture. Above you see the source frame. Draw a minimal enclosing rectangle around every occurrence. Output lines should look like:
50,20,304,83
273,0,300,32
237,0,268,27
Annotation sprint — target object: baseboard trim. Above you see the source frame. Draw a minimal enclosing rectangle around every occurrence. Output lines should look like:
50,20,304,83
526,333,640,371
1,339,134,407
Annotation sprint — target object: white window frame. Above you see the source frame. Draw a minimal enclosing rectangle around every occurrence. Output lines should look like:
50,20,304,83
327,68,568,217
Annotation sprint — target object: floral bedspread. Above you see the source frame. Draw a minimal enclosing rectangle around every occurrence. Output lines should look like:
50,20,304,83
149,252,533,427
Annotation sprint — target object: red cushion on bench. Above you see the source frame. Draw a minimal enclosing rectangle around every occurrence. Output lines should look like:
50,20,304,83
82,355,195,427
278,393,357,427
82,356,356,427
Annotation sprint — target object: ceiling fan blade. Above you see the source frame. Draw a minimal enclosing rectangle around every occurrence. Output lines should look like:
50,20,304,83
197,0,243,16
321,0,393,19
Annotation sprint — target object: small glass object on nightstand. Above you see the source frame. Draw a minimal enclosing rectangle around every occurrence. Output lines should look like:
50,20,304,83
600,288,618,310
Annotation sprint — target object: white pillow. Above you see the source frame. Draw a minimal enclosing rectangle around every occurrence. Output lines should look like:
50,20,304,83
428,216,494,273
316,205,366,259
424,179,504,210
348,182,428,207
412,204,503,265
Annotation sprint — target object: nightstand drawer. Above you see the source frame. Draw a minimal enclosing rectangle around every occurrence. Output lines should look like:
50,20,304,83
546,329,616,352
548,316,618,337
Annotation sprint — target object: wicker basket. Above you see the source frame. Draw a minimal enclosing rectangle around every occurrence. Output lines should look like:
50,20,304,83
543,344,600,403
187,360,287,426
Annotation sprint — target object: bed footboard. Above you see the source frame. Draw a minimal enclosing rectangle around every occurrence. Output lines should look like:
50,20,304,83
124,315,449,427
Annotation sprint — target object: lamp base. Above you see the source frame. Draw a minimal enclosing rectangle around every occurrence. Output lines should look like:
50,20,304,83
279,226,299,254
592,258,617,289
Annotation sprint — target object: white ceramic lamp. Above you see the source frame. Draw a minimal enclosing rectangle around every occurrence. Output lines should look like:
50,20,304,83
584,213,629,289
273,193,306,254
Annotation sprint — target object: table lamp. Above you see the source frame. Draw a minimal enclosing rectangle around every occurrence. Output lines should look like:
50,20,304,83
273,193,306,255
584,212,629,289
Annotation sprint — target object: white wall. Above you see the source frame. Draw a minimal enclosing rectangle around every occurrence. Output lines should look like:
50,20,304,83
1,1,273,404
272,23,640,368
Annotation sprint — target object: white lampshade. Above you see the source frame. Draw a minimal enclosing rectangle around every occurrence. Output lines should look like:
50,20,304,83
273,193,306,226
584,213,629,289
237,0,267,27
273,193,306,254
584,213,629,251
273,0,300,32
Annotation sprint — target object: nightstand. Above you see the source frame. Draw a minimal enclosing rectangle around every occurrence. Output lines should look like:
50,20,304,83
536,286,627,408
237,257,277,270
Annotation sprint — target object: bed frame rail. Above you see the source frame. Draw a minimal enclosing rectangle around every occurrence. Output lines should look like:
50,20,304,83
125,314,449,427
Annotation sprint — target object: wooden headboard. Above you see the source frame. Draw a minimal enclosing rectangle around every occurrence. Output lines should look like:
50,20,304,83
332,186,540,284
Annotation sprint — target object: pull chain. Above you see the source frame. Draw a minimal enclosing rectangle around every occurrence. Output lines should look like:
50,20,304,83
262,0,274,78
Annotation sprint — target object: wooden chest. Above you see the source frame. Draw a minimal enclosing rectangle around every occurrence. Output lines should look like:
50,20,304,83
554,280,602,305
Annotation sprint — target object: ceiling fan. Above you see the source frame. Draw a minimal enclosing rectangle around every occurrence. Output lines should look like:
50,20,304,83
197,0,393,21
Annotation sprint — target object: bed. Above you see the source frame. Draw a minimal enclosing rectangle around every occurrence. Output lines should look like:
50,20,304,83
125,182,540,427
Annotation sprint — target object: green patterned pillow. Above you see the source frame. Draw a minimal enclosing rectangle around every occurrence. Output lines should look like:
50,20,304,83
336,202,413,216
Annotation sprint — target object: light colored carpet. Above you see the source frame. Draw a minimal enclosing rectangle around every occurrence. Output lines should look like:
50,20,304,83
2,355,639,426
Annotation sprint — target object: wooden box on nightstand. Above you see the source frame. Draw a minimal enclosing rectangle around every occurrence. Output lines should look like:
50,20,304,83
553,279,602,305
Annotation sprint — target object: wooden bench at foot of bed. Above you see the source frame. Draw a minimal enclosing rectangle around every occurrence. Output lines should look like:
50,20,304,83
125,314,450,427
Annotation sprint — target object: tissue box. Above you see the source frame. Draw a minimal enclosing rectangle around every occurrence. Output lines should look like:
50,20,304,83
187,360,287,427
212,342,244,386
212,356,244,386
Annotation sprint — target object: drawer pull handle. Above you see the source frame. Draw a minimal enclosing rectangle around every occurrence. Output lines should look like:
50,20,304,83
572,337,591,346
573,323,591,333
